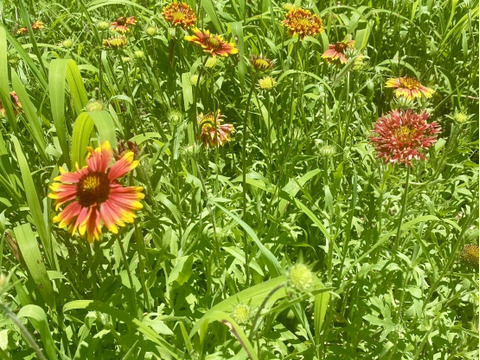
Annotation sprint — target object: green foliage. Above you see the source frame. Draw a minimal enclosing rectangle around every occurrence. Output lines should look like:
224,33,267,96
0,0,478,359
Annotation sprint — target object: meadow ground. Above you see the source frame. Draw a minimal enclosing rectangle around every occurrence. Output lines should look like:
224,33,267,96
0,0,478,359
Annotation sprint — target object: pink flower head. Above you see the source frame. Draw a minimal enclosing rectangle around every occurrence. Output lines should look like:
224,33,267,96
369,109,441,166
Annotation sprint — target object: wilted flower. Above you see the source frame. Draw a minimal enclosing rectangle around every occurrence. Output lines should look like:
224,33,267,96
283,8,323,40
249,55,274,73
0,91,22,117
259,76,277,90
162,1,197,29
103,35,128,49
461,244,479,267
288,263,313,291
185,28,238,57
197,110,235,148
111,17,136,33
385,76,434,101
49,141,144,243
370,109,441,166
231,304,250,325
97,21,110,30
146,26,157,36
113,140,140,160
322,40,356,64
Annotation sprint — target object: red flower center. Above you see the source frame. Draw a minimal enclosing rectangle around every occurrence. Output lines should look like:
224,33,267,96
399,77,421,90
116,17,126,25
334,42,349,52
77,172,110,206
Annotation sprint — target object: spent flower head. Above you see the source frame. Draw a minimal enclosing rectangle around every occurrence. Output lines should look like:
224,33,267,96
197,110,235,148
461,244,479,268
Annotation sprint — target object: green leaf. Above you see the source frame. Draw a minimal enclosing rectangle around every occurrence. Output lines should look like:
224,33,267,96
17,305,57,360
13,224,54,308
63,300,178,358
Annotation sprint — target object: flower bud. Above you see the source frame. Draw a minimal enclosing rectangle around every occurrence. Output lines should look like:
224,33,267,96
97,21,110,30
146,27,157,36
288,263,313,292
86,100,104,112
231,304,250,325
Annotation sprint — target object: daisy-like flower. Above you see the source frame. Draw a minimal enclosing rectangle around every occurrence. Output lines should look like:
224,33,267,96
162,2,197,29
283,8,323,40
32,21,44,31
102,35,128,49
49,141,144,243
16,27,28,35
249,55,274,73
197,110,235,147
0,91,22,117
185,28,238,57
385,76,434,101
111,17,136,33
370,109,441,167
322,40,355,64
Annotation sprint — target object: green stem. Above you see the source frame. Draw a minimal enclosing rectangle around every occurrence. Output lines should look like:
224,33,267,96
116,236,139,318
394,167,411,253
242,77,256,286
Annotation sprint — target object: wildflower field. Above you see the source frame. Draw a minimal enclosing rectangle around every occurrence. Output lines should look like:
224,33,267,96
0,0,479,359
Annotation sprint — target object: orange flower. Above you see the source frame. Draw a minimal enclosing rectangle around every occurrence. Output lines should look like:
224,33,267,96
185,28,238,57
111,17,136,33
198,111,235,147
162,2,197,29
322,40,355,64
0,91,22,117
283,8,323,40
49,142,144,243
32,21,44,31
16,27,28,35
385,76,434,101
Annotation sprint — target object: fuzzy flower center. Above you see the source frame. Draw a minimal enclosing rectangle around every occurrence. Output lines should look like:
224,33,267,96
399,77,421,90
334,42,349,52
394,125,416,142
205,37,222,50
173,12,186,21
77,172,110,206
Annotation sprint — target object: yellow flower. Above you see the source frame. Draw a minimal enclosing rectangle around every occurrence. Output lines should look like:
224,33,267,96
283,8,323,40
385,76,434,101
185,28,238,57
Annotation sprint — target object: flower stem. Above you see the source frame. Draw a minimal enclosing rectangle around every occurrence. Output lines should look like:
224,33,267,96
394,167,411,253
116,236,139,318
242,77,256,286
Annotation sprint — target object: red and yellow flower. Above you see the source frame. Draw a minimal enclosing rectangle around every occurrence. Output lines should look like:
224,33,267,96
283,8,323,40
385,76,434,101
0,91,22,116
322,40,355,64
185,28,238,57
250,55,274,73
162,2,197,29
16,27,28,35
32,21,45,31
370,109,440,166
111,17,136,33
49,141,144,243
198,111,235,147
